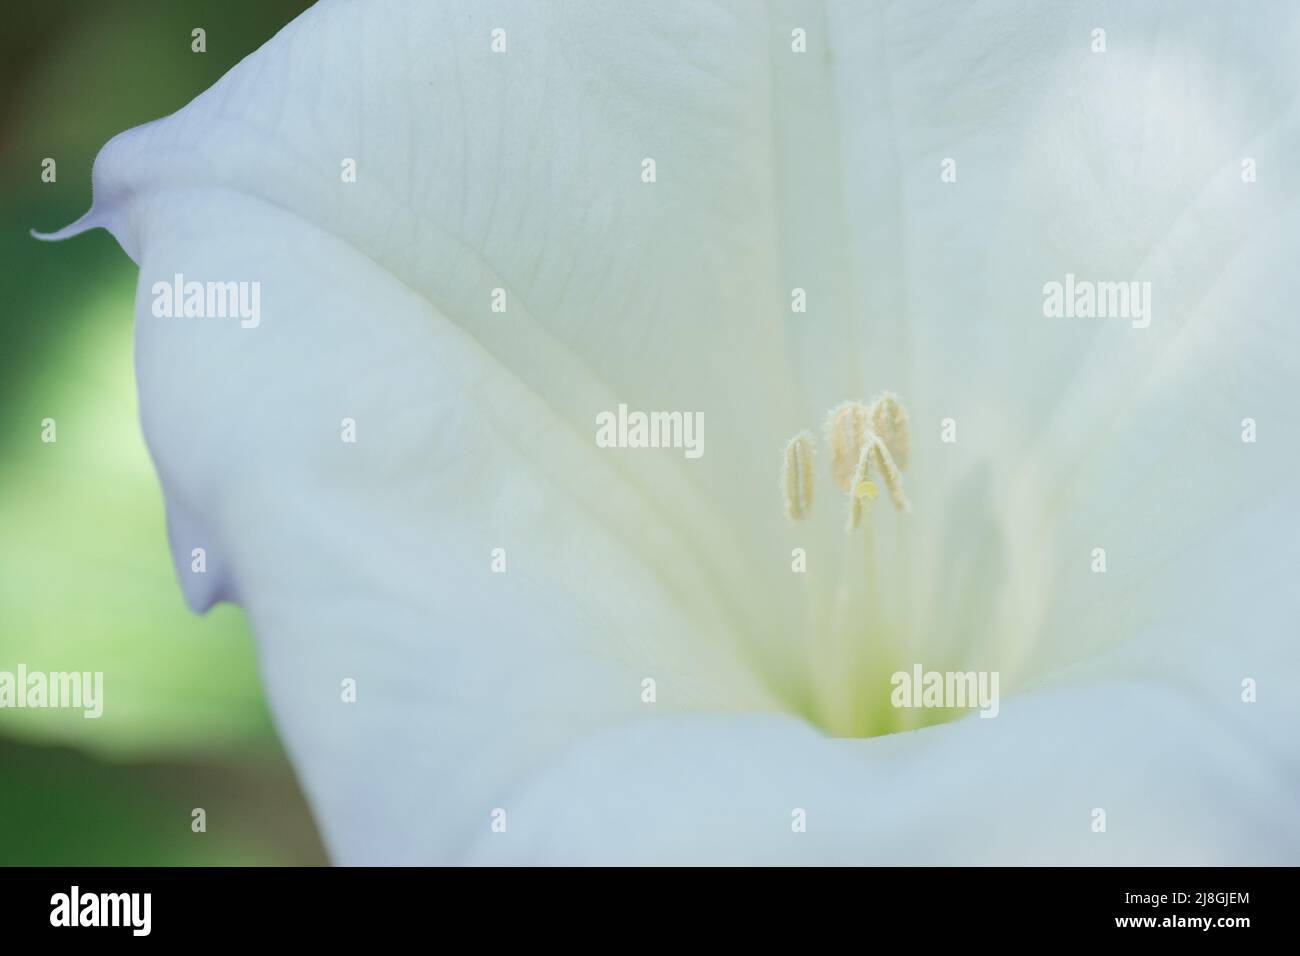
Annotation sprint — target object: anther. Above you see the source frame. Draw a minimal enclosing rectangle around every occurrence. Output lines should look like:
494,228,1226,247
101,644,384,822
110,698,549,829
869,391,910,471
826,401,872,492
782,431,815,520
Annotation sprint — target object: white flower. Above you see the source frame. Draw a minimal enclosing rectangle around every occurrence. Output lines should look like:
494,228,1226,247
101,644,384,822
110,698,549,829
39,0,1300,864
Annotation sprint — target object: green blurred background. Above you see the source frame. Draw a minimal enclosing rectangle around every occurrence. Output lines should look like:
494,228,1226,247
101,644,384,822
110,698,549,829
1,0,326,865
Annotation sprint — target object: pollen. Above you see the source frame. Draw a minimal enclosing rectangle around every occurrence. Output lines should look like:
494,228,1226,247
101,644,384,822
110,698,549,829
854,481,879,500
782,431,815,520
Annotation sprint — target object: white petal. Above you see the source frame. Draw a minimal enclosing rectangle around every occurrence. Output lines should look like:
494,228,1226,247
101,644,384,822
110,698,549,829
467,520,1300,866
121,196,794,862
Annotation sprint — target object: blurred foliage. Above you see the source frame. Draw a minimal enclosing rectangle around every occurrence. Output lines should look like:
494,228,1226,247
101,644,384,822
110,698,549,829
1,0,324,864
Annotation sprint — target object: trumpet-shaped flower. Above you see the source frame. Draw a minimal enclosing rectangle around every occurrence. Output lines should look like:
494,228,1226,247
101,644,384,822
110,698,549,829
37,0,1300,864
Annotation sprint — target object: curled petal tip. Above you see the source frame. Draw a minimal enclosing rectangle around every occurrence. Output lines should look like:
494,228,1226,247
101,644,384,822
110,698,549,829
31,208,102,242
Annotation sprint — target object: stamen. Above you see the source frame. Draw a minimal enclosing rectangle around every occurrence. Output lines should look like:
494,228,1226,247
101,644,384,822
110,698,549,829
782,431,815,520
798,392,914,736
869,391,910,470
783,395,911,527
826,401,872,492
846,433,908,529
824,396,912,531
